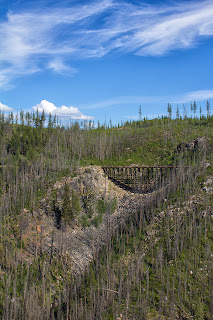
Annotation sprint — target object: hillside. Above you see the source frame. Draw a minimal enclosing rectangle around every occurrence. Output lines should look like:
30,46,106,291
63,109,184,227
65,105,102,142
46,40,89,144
0,115,212,319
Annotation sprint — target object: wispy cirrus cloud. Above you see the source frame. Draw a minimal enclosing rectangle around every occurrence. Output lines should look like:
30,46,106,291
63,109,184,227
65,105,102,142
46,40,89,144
81,95,167,109
33,100,94,120
81,90,213,110
0,0,113,87
176,90,213,103
1,0,213,87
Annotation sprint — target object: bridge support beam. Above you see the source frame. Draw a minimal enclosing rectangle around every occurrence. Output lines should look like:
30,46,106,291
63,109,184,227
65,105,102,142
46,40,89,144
102,165,187,194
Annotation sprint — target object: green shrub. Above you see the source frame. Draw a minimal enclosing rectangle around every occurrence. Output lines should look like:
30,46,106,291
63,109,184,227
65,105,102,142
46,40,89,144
96,199,106,214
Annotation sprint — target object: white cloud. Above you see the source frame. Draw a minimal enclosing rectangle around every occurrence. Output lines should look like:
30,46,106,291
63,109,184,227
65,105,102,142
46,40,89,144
181,90,213,102
75,0,213,57
172,90,213,103
48,58,77,73
0,0,213,87
133,3,213,56
32,100,94,120
0,0,113,87
0,102,13,111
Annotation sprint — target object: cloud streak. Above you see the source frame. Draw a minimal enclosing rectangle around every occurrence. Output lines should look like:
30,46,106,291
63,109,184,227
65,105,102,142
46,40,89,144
81,95,167,109
0,0,213,87
81,90,213,110
176,90,213,103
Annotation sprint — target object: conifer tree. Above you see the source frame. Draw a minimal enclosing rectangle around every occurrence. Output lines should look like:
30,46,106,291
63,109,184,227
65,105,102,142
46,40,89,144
20,109,24,125
40,110,46,127
207,100,211,118
139,105,142,120
9,112,14,124
48,113,53,129
53,114,57,128
167,103,172,118
34,109,40,128
199,105,202,119
190,102,193,117
183,104,187,119
62,184,74,223
176,105,179,119
193,100,197,118
15,111,18,124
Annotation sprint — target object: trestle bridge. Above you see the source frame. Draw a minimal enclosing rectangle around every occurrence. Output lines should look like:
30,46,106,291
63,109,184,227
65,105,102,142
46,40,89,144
102,166,190,193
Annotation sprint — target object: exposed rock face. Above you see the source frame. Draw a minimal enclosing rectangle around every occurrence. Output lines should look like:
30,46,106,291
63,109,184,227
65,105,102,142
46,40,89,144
52,166,111,195
176,137,207,153
203,176,213,194
22,166,142,273
44,166,148,273
21,164,212,275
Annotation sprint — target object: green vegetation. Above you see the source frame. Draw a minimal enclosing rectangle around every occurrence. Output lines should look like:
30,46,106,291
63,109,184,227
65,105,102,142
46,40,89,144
62,185,80,224
0,107,212,319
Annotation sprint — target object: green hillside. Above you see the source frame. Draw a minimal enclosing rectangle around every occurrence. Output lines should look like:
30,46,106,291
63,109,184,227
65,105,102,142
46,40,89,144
0,113,212,319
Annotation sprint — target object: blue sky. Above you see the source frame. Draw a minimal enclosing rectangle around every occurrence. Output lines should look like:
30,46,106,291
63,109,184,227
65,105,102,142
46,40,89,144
0,0,213,124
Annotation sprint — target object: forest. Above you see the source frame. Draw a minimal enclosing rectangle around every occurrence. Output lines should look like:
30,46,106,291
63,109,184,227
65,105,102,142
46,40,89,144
0,105,212,319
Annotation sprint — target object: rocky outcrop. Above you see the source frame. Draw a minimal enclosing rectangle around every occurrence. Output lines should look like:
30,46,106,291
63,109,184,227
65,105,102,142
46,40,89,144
21,164,212,275
176,137,207,153
22,166,143,273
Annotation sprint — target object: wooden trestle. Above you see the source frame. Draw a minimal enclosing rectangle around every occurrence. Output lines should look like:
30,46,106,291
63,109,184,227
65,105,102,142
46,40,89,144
102,166,188,193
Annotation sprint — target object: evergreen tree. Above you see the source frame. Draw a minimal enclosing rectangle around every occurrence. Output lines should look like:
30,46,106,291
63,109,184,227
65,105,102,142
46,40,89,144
190,102,193,117
40,110,46,128
183,104,187,119
199,105,202,119
25,112,29,126
32,112,35,127
53,115,57,128
207,100,211,118
20,109,24,125
109,119,112,128
25,112,32,126
193,100,197,118
15,112,18,124
176,105,179,119
139,105,142,120
167,103,172,118
1,111,4,122
62,184,74,223
9,112,14,124
48,113,53,129
34,109,40,128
